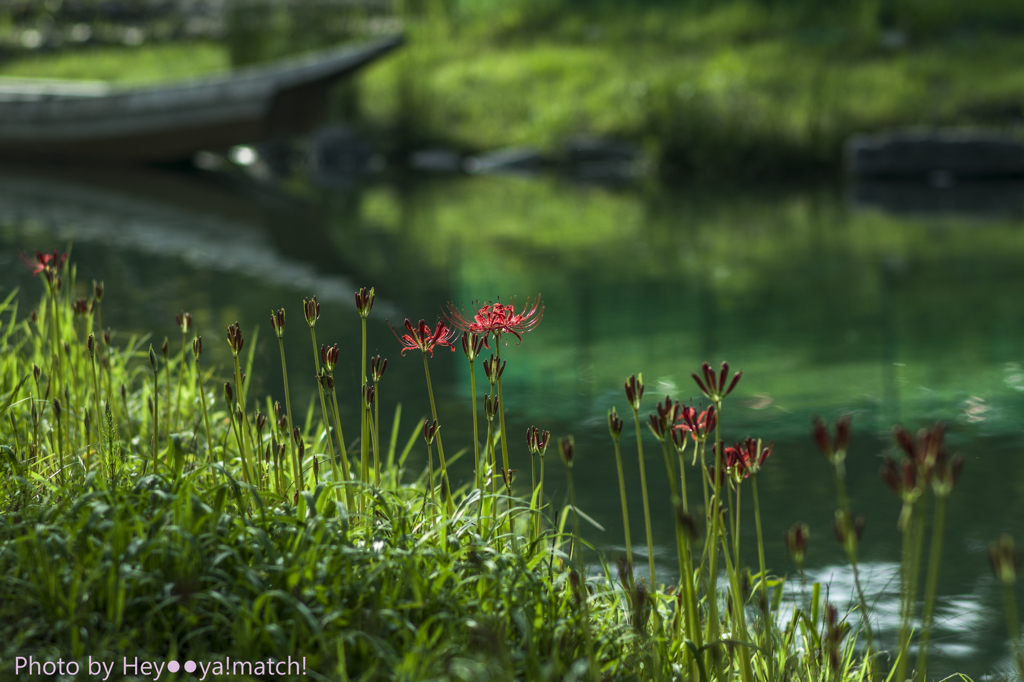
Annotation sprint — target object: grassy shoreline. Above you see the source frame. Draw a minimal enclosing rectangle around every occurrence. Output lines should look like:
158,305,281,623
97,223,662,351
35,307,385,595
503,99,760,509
2,252,1023,681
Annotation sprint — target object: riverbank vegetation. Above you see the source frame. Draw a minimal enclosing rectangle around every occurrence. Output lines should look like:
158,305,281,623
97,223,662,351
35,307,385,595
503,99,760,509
4,0,1024,176
1,251,1022,680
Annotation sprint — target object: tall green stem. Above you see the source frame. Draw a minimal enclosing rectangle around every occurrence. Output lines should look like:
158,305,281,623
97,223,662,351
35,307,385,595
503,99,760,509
470,361,481,493
174,331,187,431
630,407,657,590
329,386,354,510
276,336,303,517
422,352,453,514
195,359,213,465
360,317,369,487
611,436,633,569
915,492,948,681
566,460,599,682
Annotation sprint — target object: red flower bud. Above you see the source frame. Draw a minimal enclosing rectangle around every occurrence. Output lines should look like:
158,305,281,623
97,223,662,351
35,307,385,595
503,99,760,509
226,322,244,355
93,280,104,302
271,308,285,338
559,435,575,466
303,296,320,327
192,336,203,358
355,287,375,318
608,407,624,440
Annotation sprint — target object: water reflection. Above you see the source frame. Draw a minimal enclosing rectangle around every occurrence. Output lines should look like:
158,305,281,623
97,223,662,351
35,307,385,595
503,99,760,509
2,165,1023,677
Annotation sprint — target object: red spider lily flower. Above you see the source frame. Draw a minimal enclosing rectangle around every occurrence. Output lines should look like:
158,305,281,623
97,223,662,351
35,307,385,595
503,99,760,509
21,250,67,283
724,437,773,480
675,403,716,442
446,296,543,347
391,318,456,357
648,396,681,440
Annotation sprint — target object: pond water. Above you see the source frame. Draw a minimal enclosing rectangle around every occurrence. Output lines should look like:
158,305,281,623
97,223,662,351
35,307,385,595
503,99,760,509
2,162,1023,678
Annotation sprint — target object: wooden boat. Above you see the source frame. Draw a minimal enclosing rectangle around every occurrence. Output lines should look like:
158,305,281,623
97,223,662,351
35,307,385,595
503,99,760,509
0,35,403,162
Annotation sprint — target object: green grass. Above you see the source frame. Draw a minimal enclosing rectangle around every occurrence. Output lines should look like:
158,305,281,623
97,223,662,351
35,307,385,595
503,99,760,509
1,250,1019,681
0,42,229,85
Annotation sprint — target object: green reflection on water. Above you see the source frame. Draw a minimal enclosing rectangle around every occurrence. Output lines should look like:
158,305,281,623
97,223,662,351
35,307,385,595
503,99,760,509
2,167,1023,675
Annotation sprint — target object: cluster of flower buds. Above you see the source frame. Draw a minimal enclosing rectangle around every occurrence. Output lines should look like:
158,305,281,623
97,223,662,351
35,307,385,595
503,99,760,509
423,419,439,445
559,435,575,466
813,416,852,466
526,425,551,456
192,336,203,359
484,394,500,421
482,355,506,384
93,280,104,302
255,411,267,439
394,318,456,357
362,382,375,408
224,381,233,405
278,414,289,434
355,287,374,318
988,534,1021,587
303,296,320,328
176,311,192,335
624,374,644,411
786,523,810,570
271,308,286,339
676,505,699,541
32,364,41,383
880,422,963,500
226,322,244,356
833,509,866,555
823,603,850,672
317,370,334,392
724,437,773,481
608,407,624,441
692,362,742,403
86,333,95,356
461,332,484,363
149,345,158,371
648,395,681,440
52,397,62,420
73,298,90,317
371,355,387,383
320,343,339,373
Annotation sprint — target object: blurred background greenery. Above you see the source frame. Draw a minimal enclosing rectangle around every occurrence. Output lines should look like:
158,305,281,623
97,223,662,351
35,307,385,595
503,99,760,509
3,0,1024,176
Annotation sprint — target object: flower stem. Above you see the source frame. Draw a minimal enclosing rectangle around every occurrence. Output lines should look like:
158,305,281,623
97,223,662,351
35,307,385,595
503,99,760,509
630,406,657,592
470,360,481,494
611,436,633,571
276,336,304,517
329,385,354,511
194,358,213,466
174,331,186,431
914,492,948,681
422,352,453,514
566,460,600,682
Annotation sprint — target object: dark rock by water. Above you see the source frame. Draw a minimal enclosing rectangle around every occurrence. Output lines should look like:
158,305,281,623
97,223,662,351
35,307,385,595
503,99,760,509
846,130,1024,178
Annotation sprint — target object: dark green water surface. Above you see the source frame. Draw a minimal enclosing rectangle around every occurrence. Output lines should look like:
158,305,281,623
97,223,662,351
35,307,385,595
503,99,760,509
2,164,1023,678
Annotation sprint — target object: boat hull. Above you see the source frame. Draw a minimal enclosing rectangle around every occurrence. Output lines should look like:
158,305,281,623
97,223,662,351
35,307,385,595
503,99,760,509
0,35,402,162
